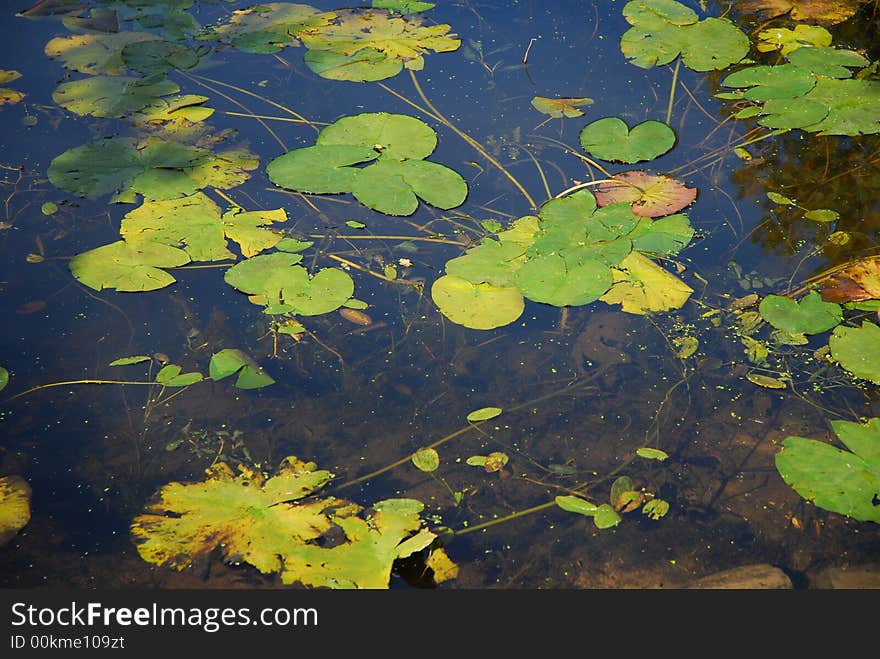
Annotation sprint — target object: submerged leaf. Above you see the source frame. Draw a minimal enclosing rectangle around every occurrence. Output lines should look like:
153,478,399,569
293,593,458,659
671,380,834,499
0,367,8,393
466,407,503,422
0,476,31,547
209,349,275,389
758,291,842,335
411,447,440,472
530,96,594,118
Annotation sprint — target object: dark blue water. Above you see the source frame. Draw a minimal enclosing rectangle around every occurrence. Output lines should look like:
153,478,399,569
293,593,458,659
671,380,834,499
0,0,878,589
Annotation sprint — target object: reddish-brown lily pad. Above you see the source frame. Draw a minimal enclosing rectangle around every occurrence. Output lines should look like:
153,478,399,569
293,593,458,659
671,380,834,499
594,171,697,217
733,0,866,25
818,257,880,303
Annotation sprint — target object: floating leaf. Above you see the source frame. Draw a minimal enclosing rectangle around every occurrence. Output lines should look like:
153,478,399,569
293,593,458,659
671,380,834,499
425,546,458,584
120,193,286,262
804,209,840,222
580,118,676,163
300,8,460,82
829,321,880,384
135,95,215,127
758,290,842,335
775,418,880,523
198,3,335,54
636,447,669,461
817,258,880,303
45,31,160,74
593,503,622,529
734,0,866,25
70,240,190,292
431,275,524,330
722,64,817,102
373,0,435,13
757,25,832,56
0,69,24,106
120,39,201,77
267,113,466,216
131,458,440,588
0,476,31,547
224,253,354,316
482,452,509,473
515,254,613,307
673,335,699,358
445,240,527,288
48,137,258,201
787,46,869,79
530,96,594,118
767,191,797,205
411,447,440,472
600,251,693,315
594,171,697,217
466,407,502,422
41,202,57,215
621,1,749,71
0,367,8,393
109,355,152,366
155,364,203,387
555,495,599,516
209,349,275,390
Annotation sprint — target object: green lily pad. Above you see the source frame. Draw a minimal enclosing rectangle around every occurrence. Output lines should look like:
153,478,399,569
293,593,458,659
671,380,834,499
431,275,524,330
757,97,830,130
775,418,880,523
787,46,869,79
224,253,354,316
579,118,676,164
267,113,466,216
466,407,502,422
209,349,275,390
829,321,880,384
70,240,190,292
721,64,817,102
0,476,31,547
373,0,435,13
0,367,8,393
444,239,527,287
156,364,203,388
628,214,695,255
758,291,842,335
135,94,215,126
120,39,201,77
555,495,599,516
621,1,748,72
120,193,286,262
515,254,613,307
131,458,442,588
798,77,880,136
53,75,180,119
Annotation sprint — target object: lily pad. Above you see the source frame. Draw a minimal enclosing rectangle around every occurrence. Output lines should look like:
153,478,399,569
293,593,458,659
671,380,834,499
530,96,594,118
373,0,435,13
579,118,676,164
131,458,442,588
627,214,695,255
775,418,880,523
155,364,203,387
299,8,460,81
209,349,275,390
53,75,180,119
120,39,201,77
411,447,440,472
466,407,502,422
0,476,31,546
0,69,24,106
829,321,880,384
817,258,880,303
198,3,335,54
600,251,693,315
224,253,354,316
621,1,749,71
0,367,8,393
45,31,161,74
70,240,190,292
734,0,866,25
48,137,259,201
120,193,286,262
594,171,697,217
444,239,527,287
267,113,466,216
515,254,613,307
757,25,832,56
431,275,524,330
758,291,842,335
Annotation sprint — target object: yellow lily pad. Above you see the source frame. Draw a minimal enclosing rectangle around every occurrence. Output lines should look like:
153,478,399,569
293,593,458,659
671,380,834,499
0,476,31,547
599,251,693,314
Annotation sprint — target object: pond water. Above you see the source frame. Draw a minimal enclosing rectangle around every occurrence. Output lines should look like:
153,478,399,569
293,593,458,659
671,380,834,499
0,0,878,590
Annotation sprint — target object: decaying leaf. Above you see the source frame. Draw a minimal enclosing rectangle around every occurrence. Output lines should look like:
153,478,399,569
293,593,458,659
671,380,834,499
0,476,31,546
131,457,449,588
733,0,868,25
530,96,594,118
594,171,697,217
600,251,693,314
818,257,880,303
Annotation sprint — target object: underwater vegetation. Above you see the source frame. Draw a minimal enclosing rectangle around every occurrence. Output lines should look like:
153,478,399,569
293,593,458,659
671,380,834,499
1,0,879,588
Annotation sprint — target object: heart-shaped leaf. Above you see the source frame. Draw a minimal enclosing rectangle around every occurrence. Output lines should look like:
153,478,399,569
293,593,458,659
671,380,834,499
758,290,842,335
594,171,697,217
579,117,676,163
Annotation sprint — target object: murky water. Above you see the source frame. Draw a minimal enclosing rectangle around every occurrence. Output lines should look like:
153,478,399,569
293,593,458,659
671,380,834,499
1,0,878,589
